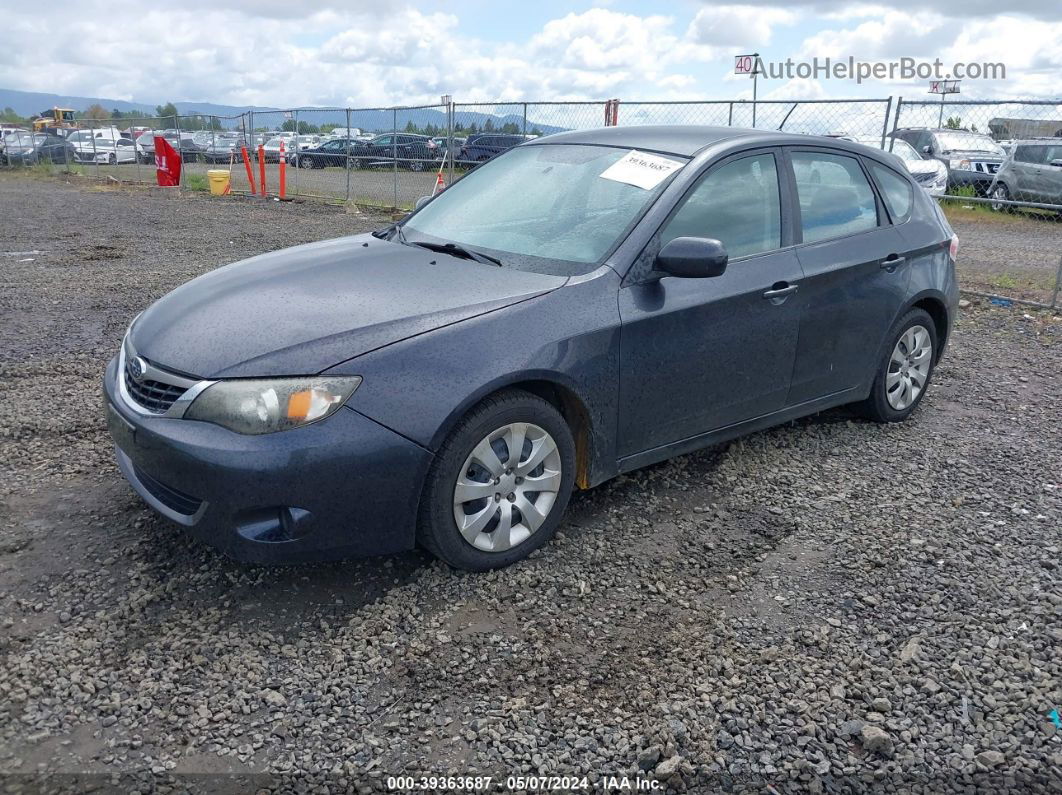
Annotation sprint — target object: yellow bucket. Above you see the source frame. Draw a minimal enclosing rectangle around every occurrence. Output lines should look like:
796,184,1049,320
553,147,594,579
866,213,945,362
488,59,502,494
207,169,230,196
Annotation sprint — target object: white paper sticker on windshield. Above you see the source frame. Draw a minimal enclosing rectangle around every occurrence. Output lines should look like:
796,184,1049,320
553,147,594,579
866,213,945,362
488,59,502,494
599,150,683,190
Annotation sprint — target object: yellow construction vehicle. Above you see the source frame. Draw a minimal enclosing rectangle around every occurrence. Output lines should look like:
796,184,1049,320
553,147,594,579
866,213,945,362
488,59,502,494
32,107,77,135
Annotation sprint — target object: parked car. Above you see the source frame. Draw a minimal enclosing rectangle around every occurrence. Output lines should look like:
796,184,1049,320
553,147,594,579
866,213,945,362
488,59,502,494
0,128,33,157
429,136,466,161
856,137,948,195
458,133,533,164
67,129,132,164
104,126,958,571
3,133,75,165
200,135,243,164
889,128,1006,195
136,130,202,164
988,139,1062,209
78,137,138,165
348,133,433,171
287,137,356,169
260,136,315,163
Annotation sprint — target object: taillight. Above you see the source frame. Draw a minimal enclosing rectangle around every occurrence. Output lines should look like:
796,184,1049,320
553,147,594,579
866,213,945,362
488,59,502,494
948,234,959,260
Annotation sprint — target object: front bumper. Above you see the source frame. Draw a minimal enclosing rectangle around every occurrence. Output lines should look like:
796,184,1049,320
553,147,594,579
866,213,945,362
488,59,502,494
948,170,998,192
103,357,433,563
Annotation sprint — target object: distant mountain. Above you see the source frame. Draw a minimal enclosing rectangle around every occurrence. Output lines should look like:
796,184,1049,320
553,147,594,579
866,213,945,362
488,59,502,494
0,87,278,118
0,87,568,135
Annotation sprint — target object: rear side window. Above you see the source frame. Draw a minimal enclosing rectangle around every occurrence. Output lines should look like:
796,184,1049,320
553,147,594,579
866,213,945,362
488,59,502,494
868,162,913,223
791,152,878,243
660,153,781,259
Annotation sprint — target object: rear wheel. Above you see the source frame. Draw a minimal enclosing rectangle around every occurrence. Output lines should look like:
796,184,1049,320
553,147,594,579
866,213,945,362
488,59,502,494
855,308,938,423
417,390,576,571
299,155,315,169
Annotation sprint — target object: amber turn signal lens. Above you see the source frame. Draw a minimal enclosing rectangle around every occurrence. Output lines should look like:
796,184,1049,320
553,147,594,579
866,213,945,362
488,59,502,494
287,390,313,420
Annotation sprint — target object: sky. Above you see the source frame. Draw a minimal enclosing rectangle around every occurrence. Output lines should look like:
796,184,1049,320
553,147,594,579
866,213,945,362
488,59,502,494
1,0,1059,109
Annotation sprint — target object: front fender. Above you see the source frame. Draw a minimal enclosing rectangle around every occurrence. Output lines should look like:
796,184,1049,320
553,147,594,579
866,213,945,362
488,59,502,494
327,270,623,487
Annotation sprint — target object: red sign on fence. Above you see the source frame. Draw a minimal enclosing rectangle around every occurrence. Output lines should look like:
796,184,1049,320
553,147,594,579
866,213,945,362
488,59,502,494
154,136,182,187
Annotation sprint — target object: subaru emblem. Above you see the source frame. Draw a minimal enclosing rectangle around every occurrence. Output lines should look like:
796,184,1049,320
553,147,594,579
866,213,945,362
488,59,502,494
130,356,147,382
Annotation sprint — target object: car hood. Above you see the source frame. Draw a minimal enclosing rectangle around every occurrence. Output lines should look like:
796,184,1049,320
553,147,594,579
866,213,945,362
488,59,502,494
131,234,566,379
906,160,943,175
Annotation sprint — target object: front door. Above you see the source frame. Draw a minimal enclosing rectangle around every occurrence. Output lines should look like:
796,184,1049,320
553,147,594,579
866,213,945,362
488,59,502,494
617,150,802,457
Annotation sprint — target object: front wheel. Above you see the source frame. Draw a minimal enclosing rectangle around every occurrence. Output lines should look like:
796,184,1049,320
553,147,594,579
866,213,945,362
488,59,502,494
299,155,315,169
855,308,938,423
417,390,576,571
990,183,1012,213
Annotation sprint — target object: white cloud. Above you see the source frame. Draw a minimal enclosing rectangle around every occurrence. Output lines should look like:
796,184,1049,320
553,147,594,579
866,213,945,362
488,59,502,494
0,1,1058,112
687,5,795,48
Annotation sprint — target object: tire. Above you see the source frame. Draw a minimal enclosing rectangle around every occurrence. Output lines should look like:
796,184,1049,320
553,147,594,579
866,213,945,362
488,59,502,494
990,183,1012,213
299,155,315,169
107,153,116,165
417,389,576,571
408,159,424,172
347,156,362,170
855,308,938,423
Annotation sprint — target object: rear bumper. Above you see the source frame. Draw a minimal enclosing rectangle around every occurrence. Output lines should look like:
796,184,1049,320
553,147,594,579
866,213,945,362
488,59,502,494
103,357,433,564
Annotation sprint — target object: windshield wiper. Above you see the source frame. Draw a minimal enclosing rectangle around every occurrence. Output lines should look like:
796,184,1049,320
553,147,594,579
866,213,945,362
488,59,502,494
371,223,407,244
409,241,502,267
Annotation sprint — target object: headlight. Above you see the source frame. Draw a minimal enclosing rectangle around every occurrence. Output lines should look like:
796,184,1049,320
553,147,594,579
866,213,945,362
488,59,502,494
185,376,362,434
949,158,971,170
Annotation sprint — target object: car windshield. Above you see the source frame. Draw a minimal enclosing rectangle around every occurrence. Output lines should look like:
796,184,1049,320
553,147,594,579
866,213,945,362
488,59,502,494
934,132,1004,154
265,138,284,147
403,143,687,275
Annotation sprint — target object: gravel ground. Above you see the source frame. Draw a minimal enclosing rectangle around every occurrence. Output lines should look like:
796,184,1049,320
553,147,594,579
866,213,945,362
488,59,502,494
946,211,1062,305
1,173,1061,793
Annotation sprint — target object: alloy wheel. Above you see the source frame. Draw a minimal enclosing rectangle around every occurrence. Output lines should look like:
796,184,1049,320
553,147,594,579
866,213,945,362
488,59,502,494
452,422,562,553
990,184,1013,213
886,324,932,411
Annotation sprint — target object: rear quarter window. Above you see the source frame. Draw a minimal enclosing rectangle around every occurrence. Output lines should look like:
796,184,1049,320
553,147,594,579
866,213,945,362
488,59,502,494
868,162,913,223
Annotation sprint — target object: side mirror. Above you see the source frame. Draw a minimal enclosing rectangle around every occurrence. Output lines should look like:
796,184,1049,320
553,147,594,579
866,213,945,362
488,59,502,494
1050,159,1062,168
414,195,432,210
655,237,728,279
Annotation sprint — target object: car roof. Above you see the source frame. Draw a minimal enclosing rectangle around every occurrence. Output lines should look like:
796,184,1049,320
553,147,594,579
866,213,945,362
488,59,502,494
528,125,880,158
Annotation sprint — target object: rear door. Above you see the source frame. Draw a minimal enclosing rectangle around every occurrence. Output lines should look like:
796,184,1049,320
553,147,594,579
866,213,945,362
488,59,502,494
617,149,803,455
784,148,911,404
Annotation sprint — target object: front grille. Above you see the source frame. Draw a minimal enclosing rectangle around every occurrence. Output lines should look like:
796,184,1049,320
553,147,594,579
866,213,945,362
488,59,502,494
973,161,1000,174
133,464,202,516
124,358,187,414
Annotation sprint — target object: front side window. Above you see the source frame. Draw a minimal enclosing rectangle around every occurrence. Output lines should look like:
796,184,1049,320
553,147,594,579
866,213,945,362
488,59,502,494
659,153,781,259
868,162,913,222
792,151,879,243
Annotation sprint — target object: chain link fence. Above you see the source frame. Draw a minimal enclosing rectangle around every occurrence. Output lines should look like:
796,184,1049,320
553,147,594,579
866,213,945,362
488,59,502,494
3,95,1059,306
892,98,1062,307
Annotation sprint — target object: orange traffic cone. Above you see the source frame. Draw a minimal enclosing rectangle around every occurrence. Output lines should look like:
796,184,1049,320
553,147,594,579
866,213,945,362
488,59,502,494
431,170,445,197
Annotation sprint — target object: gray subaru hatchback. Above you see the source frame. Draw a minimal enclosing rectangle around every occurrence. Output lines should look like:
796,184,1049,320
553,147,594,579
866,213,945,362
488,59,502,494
104,126,959,570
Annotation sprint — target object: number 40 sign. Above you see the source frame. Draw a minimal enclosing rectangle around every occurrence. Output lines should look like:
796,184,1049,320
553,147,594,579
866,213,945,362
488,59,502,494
734,54,759,75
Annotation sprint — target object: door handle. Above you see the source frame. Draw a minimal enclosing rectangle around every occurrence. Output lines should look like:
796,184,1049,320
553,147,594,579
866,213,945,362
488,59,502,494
762,283,798,300
880,254,906,271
